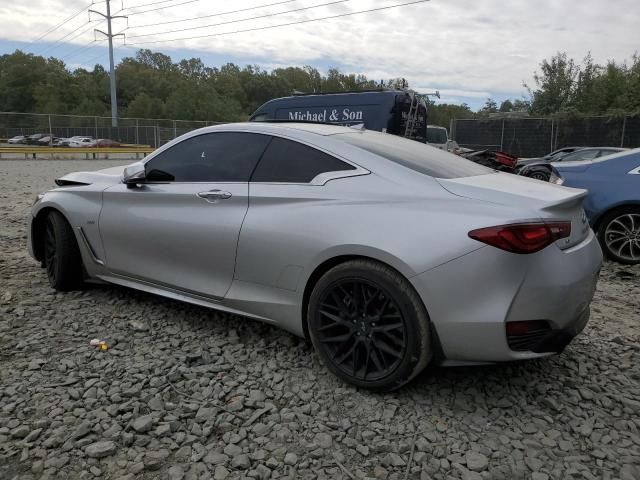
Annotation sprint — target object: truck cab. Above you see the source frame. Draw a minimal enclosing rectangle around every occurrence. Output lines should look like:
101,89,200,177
426,126,459,152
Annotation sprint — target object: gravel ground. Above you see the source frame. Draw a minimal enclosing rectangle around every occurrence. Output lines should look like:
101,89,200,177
1,160,639,480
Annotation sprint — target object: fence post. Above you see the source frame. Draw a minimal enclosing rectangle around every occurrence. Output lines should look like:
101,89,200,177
48,114,53,146
173,120,177,139
621,115,627,147
135,119,139,145
95,116,98,139
449,118,454,140
550,118,554,152
500,119,505,151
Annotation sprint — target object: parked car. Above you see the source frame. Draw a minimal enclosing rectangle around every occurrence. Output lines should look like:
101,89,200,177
460,149,563,184
58,136,93,147
68,137,96,148
518,147,625,167
554,148,640,264
93,139,120,147
53,138,68,147
8,135,27,144
26,133,47,145
28,122,602,390
36,136,57,146
518,146,586,165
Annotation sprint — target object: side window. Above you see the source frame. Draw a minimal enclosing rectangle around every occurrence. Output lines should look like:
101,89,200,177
145,132,271,182
578,150,600,161
251,137,355,183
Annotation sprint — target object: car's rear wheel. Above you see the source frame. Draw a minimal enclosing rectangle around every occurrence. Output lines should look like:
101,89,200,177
44,211,84,290
597,207,640,264
308,260,431,391
526,170,551,182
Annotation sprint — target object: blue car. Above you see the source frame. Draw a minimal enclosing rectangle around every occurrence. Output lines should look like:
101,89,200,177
554,148,640,264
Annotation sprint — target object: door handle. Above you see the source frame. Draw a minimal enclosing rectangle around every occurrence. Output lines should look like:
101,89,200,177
197,190,232,201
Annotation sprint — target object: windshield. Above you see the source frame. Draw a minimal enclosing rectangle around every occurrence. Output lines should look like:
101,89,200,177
426,127,448,144
338,131,492,179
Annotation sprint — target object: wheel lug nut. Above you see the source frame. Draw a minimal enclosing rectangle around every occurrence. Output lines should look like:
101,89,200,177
371,322,376,327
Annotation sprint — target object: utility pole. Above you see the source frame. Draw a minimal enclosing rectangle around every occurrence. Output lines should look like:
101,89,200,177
90,0,126,127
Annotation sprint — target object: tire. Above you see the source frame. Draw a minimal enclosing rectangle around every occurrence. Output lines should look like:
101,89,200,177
526,170,550,182
307,259,432,391
43,211,85,290
597,207,640,265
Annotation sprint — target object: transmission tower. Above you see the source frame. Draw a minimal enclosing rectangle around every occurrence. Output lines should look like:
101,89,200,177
90,0,127,127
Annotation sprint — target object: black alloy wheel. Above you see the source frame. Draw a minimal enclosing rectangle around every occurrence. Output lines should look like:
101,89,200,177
315,279,407,382
308,260,432,391
43,211,85,291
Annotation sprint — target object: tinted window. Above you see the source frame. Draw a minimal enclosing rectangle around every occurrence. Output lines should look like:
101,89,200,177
339,131,491,179
251,137,355,183
145,132,271,182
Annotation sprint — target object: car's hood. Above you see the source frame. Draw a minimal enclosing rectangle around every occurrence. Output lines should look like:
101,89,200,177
55,164,129,186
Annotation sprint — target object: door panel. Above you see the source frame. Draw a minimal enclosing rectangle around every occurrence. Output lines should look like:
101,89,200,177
100,182,248,298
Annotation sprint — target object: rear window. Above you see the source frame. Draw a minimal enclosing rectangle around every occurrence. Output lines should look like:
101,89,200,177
338,131,492,179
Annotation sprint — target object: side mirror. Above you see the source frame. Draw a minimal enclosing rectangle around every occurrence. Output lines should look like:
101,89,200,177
123,162,146,188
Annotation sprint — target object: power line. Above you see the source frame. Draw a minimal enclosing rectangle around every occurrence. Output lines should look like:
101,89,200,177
131,0,296,29
60,38,109,62
127,0,351,39
36,18,99,56
37,3,128,59
124,0,205,16
126,0,430,46
30,1,94,44
82,50,108,66
122,0,183,9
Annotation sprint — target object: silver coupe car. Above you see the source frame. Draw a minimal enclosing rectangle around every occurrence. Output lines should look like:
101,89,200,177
28,122,603,391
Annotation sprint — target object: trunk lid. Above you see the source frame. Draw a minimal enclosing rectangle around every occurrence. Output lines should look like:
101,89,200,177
438,172,590,249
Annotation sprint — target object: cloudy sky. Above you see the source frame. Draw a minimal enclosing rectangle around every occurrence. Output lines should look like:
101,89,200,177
0,0,637,109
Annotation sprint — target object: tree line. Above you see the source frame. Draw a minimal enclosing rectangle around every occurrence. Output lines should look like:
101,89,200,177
0,49,638,129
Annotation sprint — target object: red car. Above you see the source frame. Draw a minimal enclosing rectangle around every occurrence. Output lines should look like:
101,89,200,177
93,139,120,147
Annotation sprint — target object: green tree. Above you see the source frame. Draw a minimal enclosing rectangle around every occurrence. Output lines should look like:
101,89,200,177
126,92,165,118
427,102,475,128
498,99,514,112
527,52,580,114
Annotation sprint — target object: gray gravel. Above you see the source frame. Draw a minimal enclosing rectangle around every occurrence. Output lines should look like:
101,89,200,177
1,159,640,480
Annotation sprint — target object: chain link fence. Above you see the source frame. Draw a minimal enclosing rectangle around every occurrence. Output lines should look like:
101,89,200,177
452,115,640,157
0,112,223,148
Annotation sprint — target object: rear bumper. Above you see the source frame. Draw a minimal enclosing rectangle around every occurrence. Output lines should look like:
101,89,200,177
410,229,602,364
509,307,590,354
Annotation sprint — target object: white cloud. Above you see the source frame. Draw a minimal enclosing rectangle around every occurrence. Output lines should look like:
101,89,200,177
1,0,638,105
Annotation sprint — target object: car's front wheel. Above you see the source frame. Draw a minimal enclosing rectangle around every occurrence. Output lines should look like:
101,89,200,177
43,211,85,290
308,259,432,391
598,207,640,264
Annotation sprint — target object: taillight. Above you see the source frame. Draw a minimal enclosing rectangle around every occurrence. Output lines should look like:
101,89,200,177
468,221,571,254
